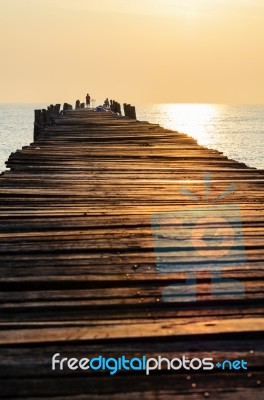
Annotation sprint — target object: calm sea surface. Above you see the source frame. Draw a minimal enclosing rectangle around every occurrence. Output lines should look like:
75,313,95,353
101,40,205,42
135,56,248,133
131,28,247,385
0,103,263,172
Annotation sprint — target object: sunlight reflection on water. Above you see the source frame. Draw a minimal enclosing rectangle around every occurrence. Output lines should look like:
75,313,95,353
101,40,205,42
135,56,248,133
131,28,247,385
136,103,264,170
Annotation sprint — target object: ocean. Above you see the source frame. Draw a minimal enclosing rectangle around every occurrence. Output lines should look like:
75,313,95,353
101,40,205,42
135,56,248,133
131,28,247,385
0,103,263,172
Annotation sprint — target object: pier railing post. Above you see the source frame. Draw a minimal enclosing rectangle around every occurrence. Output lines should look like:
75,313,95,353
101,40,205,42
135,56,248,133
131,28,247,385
42,109,50,128
123,103,136,119
54,104,61,117
131,106,137,120
123,103,127,117
63,103,73,112
109,100,122,115
50,105,54,117
34,110,42,141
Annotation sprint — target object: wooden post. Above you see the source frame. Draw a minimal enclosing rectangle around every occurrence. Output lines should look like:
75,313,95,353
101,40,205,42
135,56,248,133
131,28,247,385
50,106,55,125
34,110,42,141
42,109,51,126
62,103,72,111
42,109,47,126
50,105,54,117
54,104,61,116
123,103,136,119
131,106,137,120
34,110,42,125
50,104,60,124
63,103,68,112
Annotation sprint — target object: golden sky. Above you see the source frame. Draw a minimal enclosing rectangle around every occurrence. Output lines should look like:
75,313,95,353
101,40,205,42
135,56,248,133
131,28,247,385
0,0,263,104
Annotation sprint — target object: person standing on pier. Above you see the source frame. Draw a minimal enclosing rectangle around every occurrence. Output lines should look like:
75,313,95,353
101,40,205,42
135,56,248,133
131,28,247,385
86,93,91,108
104,98,110,109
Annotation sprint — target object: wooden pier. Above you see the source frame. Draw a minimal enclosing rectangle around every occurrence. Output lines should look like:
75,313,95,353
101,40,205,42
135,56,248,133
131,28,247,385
0,107,263,398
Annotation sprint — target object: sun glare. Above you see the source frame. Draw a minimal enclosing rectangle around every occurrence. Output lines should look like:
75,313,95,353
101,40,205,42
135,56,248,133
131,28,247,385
156,104,221,144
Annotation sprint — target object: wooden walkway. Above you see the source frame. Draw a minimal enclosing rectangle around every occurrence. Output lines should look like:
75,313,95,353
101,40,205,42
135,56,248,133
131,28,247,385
0,108,263,398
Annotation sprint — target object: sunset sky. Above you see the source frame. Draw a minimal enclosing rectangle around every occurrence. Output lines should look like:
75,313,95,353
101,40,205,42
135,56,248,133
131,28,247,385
0,0,263,104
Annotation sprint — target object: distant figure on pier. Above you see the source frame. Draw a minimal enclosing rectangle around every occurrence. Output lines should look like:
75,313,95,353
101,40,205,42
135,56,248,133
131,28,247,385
86,93,91,108
103,98,110,109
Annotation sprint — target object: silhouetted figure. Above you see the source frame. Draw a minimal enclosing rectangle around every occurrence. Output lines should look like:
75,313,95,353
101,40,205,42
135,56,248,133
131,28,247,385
103,98,110,109
86,93,91,108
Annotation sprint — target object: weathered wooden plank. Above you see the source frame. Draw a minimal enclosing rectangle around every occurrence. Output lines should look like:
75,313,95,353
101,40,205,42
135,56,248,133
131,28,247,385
0,318,263,345
0,373,263,398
